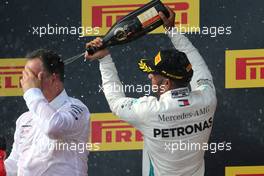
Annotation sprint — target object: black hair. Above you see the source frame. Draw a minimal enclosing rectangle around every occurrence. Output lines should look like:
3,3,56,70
172,69,193,88
171,78,190,88
26,49,64,82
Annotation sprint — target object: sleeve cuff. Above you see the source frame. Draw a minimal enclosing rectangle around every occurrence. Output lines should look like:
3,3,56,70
167,27,180,39
99,55,113,64
23,88,45,107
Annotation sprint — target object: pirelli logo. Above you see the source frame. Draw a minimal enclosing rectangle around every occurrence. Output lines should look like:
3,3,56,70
225,49,264,88
0,59,26,96
82,0,200,36
236,57,264,80
89,113,143,151
225,166,264,176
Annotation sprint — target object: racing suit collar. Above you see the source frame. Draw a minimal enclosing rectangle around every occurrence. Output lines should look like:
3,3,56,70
160,87,190,100
49,89,68,109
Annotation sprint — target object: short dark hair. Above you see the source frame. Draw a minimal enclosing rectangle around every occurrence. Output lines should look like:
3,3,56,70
170,78,190,88
170,68,193,88
26,49,64,82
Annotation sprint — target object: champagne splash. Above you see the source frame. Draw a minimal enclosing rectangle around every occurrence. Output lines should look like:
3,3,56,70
64,52,85,65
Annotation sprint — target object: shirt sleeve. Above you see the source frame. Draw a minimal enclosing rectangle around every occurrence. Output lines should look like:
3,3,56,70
23,88,90,140
5,118,20,176
99,55,157,125
167,29,215,92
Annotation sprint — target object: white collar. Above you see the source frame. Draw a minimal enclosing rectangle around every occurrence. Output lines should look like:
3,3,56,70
49,89,68,109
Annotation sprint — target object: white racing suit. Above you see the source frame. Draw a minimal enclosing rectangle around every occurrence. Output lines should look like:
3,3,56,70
99,31,217,176
5,89,90,176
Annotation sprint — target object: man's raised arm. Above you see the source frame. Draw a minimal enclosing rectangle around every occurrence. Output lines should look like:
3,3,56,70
159,9,215,92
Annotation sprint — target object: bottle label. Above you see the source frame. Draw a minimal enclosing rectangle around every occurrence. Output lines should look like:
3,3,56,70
137,7,160,28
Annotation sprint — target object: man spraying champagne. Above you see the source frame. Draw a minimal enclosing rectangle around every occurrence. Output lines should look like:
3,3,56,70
85,7,217,176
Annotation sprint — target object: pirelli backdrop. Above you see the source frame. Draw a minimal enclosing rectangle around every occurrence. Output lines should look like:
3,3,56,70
0,0,264,176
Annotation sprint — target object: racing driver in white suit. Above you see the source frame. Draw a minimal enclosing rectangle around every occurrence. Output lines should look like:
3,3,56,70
85,7,217,176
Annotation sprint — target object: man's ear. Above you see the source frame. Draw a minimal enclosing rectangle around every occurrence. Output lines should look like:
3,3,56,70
38,72,44,81
164,79,171,86
160,79,171,93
